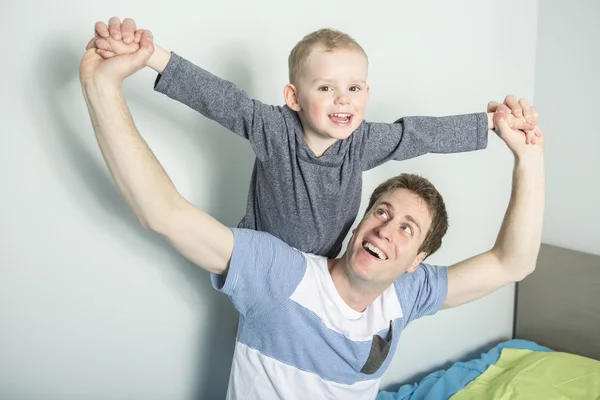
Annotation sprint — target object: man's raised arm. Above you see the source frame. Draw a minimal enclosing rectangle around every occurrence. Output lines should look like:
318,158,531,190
443,103,545,309
80,31,233,275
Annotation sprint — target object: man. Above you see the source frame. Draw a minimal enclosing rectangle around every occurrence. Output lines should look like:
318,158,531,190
80,33,545,399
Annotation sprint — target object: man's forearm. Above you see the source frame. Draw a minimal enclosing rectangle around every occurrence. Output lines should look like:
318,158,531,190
492,154,545,278
82,79,180,229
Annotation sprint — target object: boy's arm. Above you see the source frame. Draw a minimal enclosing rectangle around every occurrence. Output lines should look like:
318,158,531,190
361,113,489,170
442,105,545,309
361,99,537,171
80,43,233,276
90,18,285,160
153,52,283,150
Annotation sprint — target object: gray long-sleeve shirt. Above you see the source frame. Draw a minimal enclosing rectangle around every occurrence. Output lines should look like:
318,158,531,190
154,53,489,258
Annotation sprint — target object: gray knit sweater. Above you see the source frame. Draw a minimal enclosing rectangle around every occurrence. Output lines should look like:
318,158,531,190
154,53,489,258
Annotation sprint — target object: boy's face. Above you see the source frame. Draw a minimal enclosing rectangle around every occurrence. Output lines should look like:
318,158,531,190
294,47,370,151
345,188,431,286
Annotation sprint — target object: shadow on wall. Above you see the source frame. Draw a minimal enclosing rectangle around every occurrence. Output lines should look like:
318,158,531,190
33,41,257,399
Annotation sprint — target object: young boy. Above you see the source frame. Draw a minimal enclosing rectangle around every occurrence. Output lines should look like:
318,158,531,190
89,18,538,258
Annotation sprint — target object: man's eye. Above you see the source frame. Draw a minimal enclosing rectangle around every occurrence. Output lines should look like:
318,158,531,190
400,225,413,235
376,209,387,218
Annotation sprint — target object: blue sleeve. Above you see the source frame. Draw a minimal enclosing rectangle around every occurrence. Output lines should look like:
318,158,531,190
210,228,307,318
394,263,448,325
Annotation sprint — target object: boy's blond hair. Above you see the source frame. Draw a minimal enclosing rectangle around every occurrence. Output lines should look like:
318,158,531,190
288,28,368,84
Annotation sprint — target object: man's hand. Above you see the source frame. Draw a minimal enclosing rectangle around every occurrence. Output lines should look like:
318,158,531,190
85,17,143,59
488,95,542,145
80,28,154,87
493,103,545,157
84,17,171,74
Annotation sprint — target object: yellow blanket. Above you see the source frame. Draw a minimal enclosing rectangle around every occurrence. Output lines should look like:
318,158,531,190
451,348,600,400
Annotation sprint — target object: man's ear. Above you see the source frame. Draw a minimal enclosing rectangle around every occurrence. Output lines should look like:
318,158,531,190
407,252,427,273
284,83,302,112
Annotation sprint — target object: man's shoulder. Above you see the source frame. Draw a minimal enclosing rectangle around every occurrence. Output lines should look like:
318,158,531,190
214,228,308,316
392,263,449,322
230,228,308,273
393,263,448,290
232,228,304,253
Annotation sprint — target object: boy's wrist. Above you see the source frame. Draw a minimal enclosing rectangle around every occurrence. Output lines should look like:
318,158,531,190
487,112,495,131
147,44,172,74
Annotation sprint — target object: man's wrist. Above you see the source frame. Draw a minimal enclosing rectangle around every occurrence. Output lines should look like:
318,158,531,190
514,151,545,169
82,77,122,102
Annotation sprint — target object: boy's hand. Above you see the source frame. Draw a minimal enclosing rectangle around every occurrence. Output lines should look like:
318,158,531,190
493,104,545,157
488,95,541,145
80,29,155,87
84,17,171,74
86,17,143,58
98,17,137,44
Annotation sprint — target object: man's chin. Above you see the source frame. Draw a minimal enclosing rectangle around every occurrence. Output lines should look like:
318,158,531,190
348,260,379,281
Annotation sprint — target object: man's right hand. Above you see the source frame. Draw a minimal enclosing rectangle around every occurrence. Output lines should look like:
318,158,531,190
487,95,542,145
80,28,154,88
85,17,171,74
493,103,545,158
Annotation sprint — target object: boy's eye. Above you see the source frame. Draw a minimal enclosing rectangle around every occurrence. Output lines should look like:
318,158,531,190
349,86,361,92
318,86,332,92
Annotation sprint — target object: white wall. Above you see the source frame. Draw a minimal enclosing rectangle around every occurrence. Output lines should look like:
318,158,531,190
0,1,539,398
535,0,600,256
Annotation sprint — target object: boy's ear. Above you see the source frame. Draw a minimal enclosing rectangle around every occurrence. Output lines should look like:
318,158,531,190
284,84,302,112
407,252,427,274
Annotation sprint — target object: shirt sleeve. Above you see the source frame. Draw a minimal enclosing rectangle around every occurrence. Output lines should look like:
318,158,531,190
394,263,448,325
211,228,307,318
361,113,489,171
154,53,289,162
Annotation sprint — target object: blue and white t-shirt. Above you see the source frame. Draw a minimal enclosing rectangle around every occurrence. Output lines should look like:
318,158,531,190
212,229,448,399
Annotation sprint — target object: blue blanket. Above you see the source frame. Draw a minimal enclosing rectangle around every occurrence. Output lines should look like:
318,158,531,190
376,339,553,400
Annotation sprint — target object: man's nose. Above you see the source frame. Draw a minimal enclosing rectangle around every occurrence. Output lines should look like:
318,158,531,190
375,223,393,242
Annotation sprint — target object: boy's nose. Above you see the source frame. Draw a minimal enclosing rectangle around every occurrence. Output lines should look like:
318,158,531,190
335,94,350,106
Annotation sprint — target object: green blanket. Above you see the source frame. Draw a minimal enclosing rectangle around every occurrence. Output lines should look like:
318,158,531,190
451,348,600,399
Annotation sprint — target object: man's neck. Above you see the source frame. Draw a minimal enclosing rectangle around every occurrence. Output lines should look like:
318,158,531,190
327,258,388,312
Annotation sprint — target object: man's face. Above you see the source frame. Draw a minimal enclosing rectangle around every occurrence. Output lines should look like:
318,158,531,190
295,47,370,149
345,188,432,286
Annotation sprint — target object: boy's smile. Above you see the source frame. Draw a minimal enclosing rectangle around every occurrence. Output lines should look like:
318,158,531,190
329,113,353,126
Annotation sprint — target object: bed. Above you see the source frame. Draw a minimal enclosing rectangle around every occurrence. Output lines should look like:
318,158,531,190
377,243,600,400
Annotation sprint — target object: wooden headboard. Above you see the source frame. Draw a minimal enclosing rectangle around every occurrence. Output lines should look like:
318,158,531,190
514,243,600,360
